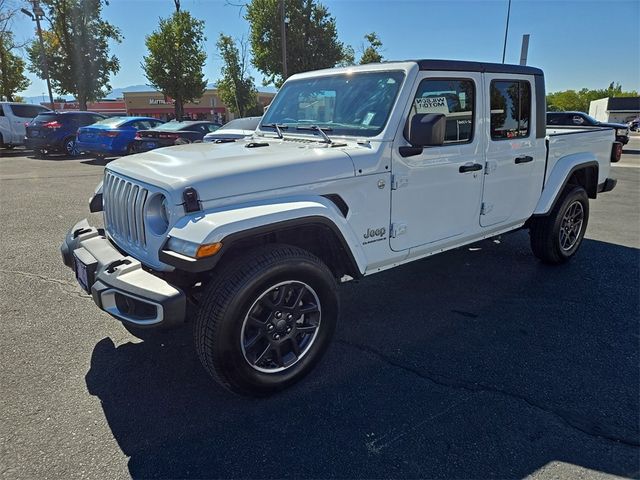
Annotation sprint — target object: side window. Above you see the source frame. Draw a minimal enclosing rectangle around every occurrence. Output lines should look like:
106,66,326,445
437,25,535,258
206,123,219,132
572,115,585,125
490,80,531,140
408,78,475,144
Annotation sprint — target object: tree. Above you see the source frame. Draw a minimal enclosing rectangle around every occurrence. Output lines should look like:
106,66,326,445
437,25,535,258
0,0,30,100
547,82,638,112
0,32,30,101
26,0,122,110
142,10,207,119
359,32,383,64
216,34,260,117
246,0,348,87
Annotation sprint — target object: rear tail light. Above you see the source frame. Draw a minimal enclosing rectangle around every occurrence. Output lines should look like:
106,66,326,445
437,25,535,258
134,133,142,140
43,121,62,129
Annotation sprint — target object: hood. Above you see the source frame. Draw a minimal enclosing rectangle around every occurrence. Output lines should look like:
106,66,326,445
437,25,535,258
107,138,356,203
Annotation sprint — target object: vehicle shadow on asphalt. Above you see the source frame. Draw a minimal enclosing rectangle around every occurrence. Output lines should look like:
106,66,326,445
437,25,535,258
85,232,639,479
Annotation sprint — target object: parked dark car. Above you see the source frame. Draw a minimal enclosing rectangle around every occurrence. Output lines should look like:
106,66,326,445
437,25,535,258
132,121,222,153
547,111,630,145
628,117,640,132
76,116,165,158
202,116,261,143
25,111,106,156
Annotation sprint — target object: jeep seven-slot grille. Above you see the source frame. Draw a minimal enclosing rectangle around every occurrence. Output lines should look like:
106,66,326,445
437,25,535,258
103,171,148,247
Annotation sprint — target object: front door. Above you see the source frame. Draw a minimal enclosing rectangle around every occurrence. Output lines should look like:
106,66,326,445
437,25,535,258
390,73,484,251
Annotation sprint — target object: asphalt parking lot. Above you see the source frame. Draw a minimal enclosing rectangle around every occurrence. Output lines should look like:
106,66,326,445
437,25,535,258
1,137,639,479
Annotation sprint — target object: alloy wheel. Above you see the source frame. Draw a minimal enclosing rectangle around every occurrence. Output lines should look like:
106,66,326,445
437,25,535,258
240,281,322,373
559,200,584,251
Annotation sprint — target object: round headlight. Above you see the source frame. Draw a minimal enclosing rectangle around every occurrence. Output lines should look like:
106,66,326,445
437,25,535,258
146,193,170,235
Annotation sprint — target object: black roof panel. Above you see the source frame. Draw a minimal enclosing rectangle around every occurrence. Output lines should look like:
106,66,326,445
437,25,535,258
412,59,543,76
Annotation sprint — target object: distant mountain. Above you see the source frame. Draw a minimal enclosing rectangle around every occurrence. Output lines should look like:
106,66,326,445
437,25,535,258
104,85,150,99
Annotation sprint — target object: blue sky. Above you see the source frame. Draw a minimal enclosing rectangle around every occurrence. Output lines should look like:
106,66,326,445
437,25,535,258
12,0,640,99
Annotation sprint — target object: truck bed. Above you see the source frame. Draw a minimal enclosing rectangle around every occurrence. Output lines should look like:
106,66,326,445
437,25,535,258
545,126,614,187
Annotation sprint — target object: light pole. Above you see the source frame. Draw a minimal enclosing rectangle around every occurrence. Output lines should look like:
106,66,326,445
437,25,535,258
21,1,55,110
280,0,287,81
501,0,511,64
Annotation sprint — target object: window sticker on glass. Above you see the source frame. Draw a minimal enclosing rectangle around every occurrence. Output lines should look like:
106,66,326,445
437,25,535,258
362,112,376,126
414,96,450,114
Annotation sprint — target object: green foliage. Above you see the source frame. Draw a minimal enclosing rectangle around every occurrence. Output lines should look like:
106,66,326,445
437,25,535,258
142,10,207,118
0,32,30,101
359,32,383,64
26,0,122,110
216,34,260,118
547,82,638,112
246,0,347,87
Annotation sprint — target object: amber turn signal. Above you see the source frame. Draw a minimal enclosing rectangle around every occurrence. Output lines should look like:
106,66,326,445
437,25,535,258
195,242,223,258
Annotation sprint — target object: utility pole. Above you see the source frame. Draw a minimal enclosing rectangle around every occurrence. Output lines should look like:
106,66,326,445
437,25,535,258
501,0,511,64
280,0,287,80
21,0,55,110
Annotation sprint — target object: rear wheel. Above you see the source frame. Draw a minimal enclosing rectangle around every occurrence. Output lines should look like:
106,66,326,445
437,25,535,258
529,185,589,264
126,143,136,155
194,245,339,396
63,136,79,157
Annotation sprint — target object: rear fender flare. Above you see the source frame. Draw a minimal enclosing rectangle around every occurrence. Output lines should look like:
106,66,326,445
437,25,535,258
534,153,598,215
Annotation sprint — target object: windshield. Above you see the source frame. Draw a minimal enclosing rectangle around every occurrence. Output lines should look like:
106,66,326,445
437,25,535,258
9,104,49,118
152,121,194,131
32,113,59,123
93,116,129,127
260,71,405,137
220,117,261,131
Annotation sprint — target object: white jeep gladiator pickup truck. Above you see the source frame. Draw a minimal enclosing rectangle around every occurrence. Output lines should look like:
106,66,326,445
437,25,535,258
61,60,617,395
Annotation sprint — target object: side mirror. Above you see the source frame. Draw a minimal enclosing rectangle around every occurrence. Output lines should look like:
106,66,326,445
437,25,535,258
407,113,446,147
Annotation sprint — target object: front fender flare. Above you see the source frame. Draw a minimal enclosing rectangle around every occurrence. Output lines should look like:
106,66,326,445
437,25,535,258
534,153,598,215
161,196,366,275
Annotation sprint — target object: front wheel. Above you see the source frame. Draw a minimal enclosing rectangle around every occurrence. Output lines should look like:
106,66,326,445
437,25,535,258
529,185,589,264
194,245,339,396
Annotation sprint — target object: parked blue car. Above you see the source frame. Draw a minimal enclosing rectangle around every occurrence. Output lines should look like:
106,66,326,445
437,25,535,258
76,116,165,157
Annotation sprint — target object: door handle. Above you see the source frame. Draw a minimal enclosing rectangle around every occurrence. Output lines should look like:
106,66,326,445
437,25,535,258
515,155,533,164
459,163,483,173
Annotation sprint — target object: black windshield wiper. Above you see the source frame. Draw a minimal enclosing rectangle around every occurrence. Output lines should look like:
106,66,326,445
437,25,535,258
262,123,288,139
296,125,333,144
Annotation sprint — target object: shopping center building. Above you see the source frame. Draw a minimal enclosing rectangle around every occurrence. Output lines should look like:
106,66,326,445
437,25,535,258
42,88,276,123
123,89,275,123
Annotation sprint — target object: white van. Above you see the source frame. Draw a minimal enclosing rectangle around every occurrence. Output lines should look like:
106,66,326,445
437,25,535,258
0,102,51,148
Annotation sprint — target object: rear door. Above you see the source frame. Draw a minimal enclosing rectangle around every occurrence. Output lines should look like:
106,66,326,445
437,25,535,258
390,72,485,251
0,104,10,144
480,75,545,227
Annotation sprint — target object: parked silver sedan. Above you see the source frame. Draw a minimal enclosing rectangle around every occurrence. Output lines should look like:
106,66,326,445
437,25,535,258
202,116,261,143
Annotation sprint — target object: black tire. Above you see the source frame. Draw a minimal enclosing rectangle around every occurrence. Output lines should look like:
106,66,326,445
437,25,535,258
34,148,47,158
529,185,589,264
126,143,136,155
194,244,339,396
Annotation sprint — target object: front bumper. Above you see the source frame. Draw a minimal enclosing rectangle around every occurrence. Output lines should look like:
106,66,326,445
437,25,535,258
61,219,186,328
